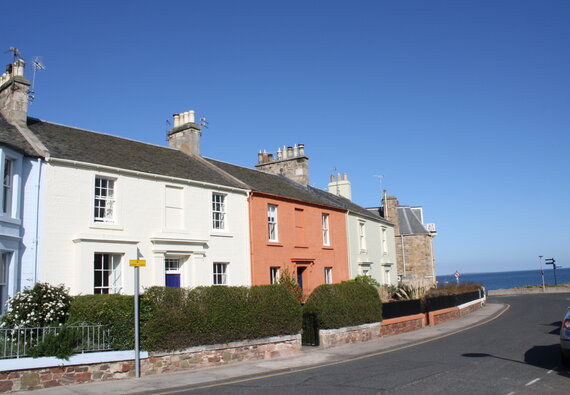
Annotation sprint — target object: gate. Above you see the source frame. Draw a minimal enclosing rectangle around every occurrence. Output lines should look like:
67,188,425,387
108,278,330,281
302,313,319,346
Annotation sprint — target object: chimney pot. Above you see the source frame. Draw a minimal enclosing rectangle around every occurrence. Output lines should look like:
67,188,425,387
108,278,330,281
343,173,348,181
268,153,274,161
298,143,305,156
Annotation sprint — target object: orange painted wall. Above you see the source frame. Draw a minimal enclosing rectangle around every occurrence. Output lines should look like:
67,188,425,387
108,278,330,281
249,192,349,296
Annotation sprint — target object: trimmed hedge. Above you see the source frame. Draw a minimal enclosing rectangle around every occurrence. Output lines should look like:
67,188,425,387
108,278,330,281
72,285,302,352
68,294,134,350
303,281,382,329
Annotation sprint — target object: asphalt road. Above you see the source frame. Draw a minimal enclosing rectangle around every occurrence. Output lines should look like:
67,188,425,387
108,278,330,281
149,294,570,395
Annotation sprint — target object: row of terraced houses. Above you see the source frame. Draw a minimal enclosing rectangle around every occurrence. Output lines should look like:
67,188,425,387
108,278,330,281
0,59,437,310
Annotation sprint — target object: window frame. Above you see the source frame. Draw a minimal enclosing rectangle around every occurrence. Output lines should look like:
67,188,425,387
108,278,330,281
270,266,280,284
358,221,367,251
94,176,116,223
322,213,330,246
213,262,228,285
324,267,332,284
93,253,122,294
212,193,226,230
2,158,13,216
267,204,278,242
0,251,10,312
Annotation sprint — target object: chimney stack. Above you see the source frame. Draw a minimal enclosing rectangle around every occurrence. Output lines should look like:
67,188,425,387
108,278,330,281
0,59,31,127
167,110,202,156
255,143,309,186
327,172,352,200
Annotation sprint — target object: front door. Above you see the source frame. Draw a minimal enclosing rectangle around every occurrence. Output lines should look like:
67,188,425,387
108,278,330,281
297,266,306,291
165,258,182,288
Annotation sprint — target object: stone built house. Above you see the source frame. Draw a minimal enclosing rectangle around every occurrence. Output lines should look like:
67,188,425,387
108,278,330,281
326,174,397,285
372,195,437,283
0,57,401,298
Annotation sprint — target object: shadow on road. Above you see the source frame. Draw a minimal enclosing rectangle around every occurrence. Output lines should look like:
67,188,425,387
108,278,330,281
463,344,570,378
547,321,562,335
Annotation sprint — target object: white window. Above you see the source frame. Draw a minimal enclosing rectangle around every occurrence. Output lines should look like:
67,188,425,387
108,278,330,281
322,213,330,246
268,204,278,241
94,177,115,223
324,267,332,284
94,253,122,294
359,221,367,251
2,158,13,215
213,263,228,285
359,263,371,276
270,267,280,284
0,252,10,312
212,193,226,230
381,227,387,254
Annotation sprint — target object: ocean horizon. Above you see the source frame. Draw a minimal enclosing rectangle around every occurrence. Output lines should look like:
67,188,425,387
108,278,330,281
436,268,570,291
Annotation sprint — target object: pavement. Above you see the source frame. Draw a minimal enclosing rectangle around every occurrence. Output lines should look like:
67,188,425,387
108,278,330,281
36,303,506,395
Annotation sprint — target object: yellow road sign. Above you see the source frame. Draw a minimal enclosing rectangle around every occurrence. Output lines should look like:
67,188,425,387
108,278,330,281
129,260,146,267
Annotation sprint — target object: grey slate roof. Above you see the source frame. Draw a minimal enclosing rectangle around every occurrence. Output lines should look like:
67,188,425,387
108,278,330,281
206,158,391,223
25,118,247,190
397,206,429,235
0,115,38,156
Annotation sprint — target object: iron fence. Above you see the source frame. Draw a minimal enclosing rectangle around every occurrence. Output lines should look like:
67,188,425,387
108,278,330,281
0,324,112,359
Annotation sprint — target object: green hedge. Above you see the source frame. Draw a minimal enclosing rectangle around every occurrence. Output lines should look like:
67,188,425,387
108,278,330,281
68,294,134,350
142,285,302,351
70,285,302,352
303,281,382,329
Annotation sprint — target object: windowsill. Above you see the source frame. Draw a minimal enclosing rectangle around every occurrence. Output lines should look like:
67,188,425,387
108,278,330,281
267,242,283,247
0,215,21,225
360,249,368,253
294,244,309,249
322,246,334,250
210,231,234,238
90,223,124,231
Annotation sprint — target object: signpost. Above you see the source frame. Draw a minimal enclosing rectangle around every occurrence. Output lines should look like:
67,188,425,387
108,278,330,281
454,271,460,285
129,259,146,378
545,258,557,285
539,255,545,292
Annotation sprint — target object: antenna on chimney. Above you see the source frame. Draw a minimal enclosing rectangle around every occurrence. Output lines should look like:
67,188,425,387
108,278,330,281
4,47,21,63
29,57,46,103
200,116,209,128
331,167,340,196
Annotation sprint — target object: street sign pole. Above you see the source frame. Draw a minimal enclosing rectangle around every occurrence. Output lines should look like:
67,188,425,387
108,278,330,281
539,255,545,292
130,259,146,378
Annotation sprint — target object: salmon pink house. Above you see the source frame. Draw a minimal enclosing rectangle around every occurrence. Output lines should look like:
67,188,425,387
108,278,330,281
208,146,351,295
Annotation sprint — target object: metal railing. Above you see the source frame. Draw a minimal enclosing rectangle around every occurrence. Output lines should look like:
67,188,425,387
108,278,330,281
0,324,112,359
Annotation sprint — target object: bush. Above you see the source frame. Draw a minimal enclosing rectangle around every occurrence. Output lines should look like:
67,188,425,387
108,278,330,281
428,282,483,297
68,294,134,350
28,326,83,360
141,285,302,352
1,283,72,329
303,281,382,329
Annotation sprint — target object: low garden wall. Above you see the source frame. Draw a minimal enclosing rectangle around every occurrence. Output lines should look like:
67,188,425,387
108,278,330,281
0,334,301,393
318,323,381,349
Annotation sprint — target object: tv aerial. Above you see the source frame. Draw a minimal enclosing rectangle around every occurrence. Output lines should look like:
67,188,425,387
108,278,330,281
200,116,209,128
29,57,46,103
4,47,21,62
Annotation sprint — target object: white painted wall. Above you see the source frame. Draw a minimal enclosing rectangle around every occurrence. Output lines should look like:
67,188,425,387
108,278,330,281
40,160,251,295
346,213,397,286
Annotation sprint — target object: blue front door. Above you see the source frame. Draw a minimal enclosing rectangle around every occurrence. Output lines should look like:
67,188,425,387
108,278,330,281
166,274,180,288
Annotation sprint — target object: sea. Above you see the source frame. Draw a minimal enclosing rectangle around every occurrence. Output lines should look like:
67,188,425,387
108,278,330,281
436,268,570,291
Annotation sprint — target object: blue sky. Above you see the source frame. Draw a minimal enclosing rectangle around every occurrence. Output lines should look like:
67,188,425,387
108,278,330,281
3,1,569,275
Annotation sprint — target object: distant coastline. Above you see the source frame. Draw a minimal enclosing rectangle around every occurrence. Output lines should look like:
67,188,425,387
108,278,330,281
436,268,570,291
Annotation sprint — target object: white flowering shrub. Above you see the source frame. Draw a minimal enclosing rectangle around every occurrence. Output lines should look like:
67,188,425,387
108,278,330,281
1,283,72,328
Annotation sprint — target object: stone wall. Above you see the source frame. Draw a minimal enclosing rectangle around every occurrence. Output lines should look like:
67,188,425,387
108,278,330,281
380,314,425,337
318,323,381,348
0,335,301,393
395,234,436,282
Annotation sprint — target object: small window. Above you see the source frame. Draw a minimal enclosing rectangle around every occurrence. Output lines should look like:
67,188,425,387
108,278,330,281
212,193,226,230
0,252,10,312
2,158,13,215
213,263,228,285
94,253,122,294
381,227,387,254
268,204,278,241
322,214,330,246
270,267,280,284
94,177,115,223
324,267,332,284
359,221,367,251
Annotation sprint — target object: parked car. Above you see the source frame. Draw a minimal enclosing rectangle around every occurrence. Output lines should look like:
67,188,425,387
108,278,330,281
560,306,570,366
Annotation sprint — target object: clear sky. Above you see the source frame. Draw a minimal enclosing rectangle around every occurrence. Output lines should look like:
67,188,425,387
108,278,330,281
3,1,569,275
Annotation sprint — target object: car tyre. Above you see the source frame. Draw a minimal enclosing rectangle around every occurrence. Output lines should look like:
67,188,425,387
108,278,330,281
561,350,570,369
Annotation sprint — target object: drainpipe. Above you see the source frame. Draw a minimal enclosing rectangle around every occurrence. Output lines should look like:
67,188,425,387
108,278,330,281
429,235,435,284
400,235,406,279
33,158,42,284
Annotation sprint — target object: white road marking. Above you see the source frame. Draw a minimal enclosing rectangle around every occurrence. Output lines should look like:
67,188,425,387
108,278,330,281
547,369,554,374
525,378,540,386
